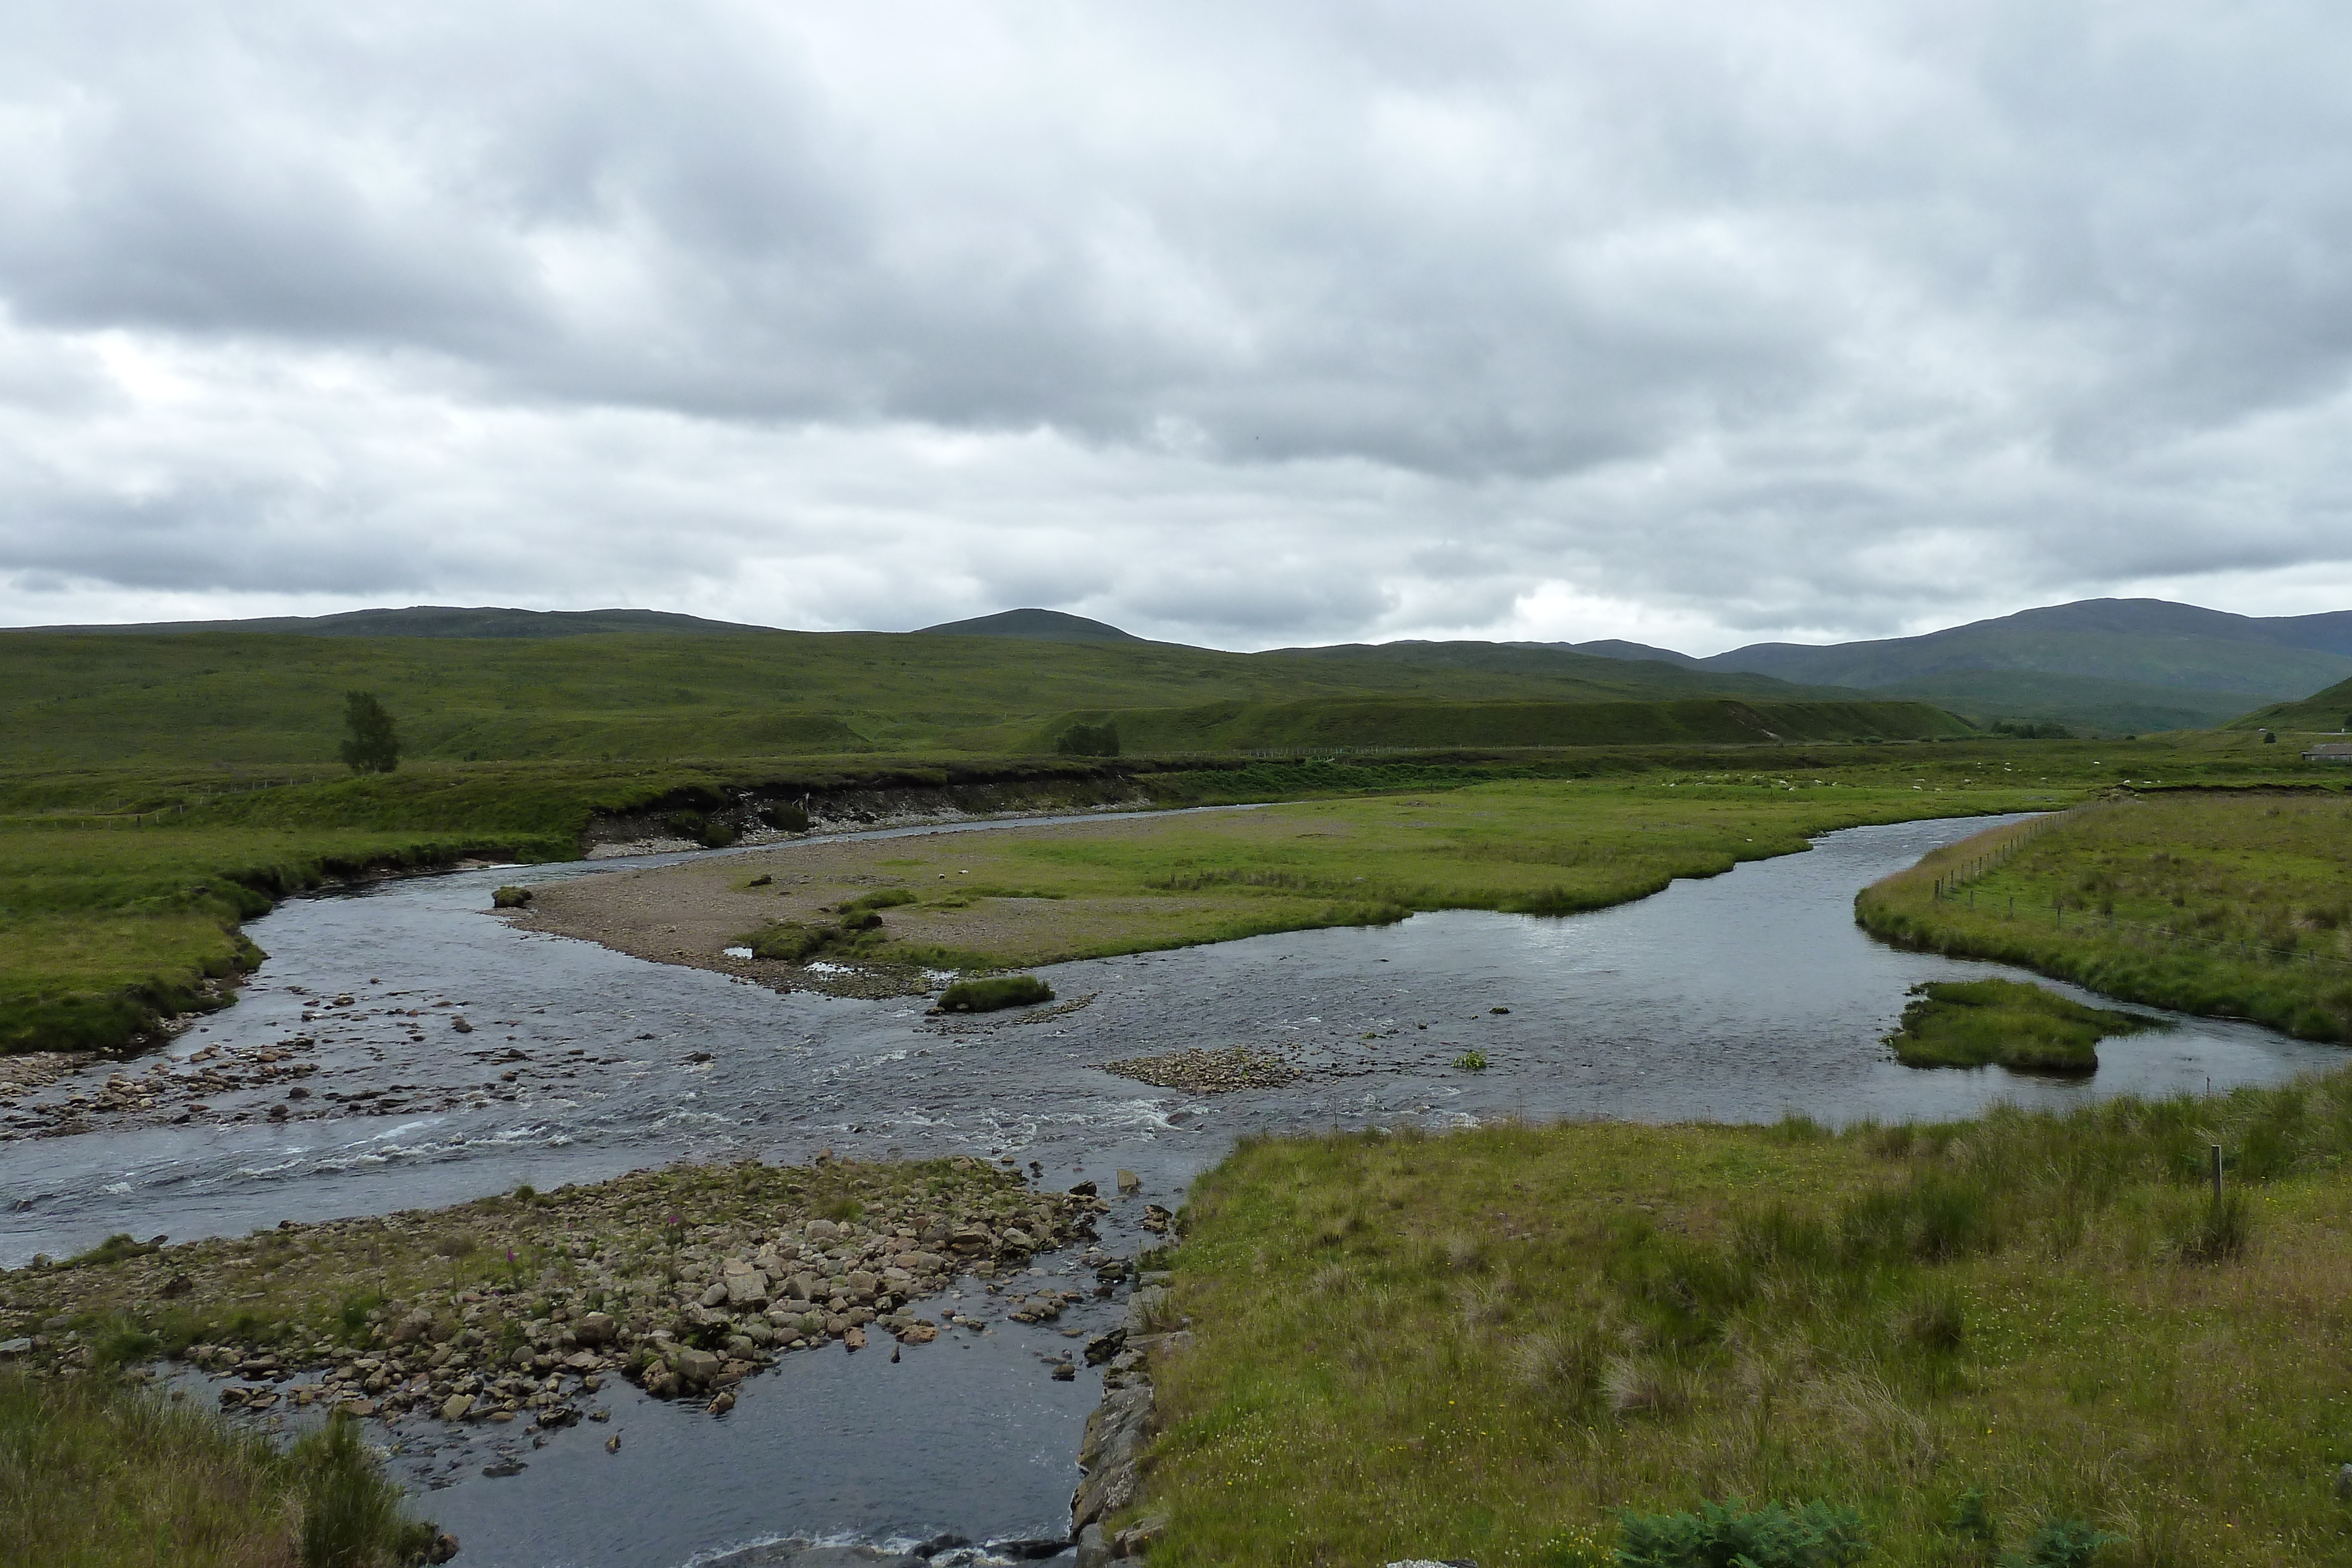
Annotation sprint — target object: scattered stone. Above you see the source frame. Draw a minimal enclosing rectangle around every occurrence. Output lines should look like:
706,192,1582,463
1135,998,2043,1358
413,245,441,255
1116,1170,1140,1195
440,1394,476,1423
482,1459,526,1479
606,1432,622,1453
1105,1047,1299,1094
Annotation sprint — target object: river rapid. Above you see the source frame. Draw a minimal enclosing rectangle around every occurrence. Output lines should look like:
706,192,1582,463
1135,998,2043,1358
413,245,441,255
3,811,2339,1566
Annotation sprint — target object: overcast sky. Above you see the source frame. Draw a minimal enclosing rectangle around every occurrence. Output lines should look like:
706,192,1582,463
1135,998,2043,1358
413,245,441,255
2,2,2348,653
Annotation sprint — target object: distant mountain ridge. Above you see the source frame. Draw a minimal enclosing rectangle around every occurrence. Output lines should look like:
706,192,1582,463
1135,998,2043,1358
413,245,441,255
915,608,1142,643
11,606,776,638
1563,597,2352,733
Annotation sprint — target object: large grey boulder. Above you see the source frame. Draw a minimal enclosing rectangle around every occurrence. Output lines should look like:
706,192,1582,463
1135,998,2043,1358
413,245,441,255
1072,1383,1154,1531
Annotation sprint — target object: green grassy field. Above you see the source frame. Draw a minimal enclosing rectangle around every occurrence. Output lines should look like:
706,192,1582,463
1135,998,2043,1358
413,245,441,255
0,627,1898,767
1856,789,2352,1041
1135,1069,2352,1567
0,1373,435,1567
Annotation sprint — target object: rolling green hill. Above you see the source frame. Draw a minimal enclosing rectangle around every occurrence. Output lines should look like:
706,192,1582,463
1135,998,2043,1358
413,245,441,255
1021,696,1972,752
1870,670,2256,735
1561,597,2352,734
1701,599,2352,697
0,626,1930,768
2227,676,2352,734
19,604,779,638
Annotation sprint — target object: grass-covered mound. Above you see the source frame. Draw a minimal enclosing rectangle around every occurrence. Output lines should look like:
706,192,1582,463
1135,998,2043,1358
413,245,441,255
936,975,1054,1012
0,1375,440,1567
1858,790,2352,1039
1885,978,2164,1071
1134,1071,2352,1566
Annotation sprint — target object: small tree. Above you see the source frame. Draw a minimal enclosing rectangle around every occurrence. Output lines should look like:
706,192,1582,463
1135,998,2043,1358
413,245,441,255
339,691,400,774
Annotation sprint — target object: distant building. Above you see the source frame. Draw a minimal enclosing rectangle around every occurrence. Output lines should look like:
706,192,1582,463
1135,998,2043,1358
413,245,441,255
2304,743,2352,764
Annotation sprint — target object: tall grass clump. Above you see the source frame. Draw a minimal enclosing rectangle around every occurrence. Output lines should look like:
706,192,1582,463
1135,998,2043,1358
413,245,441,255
0,1372,438,1567
936,975,1054,1012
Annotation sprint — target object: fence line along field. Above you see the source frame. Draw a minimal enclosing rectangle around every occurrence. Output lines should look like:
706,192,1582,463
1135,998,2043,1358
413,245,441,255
1857,787,2352,1040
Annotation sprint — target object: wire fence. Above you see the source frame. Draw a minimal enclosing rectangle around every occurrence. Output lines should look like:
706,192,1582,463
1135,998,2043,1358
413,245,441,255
2,774,320,830
1913,797,2352,974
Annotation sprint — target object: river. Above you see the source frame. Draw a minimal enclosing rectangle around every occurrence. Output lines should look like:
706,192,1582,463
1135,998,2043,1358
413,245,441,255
3,811,2338,1566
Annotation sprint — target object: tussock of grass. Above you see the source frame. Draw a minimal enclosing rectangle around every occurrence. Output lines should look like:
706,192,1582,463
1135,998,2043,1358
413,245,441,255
1883,978,2164,1071
0,1375,434,1567
1859,789,2352,1039
936,975,1054,1012
1141,1069,2352,1566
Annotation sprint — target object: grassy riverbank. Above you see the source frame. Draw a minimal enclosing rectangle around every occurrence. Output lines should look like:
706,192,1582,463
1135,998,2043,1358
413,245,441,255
527,761,2090,987
0,1373,437,1567
1135,1069,2352,1566
0,735,2320,1053
1856,789,2352,1041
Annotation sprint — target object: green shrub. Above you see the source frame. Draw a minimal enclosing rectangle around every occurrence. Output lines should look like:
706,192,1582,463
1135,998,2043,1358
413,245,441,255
1615,1497,1870,1567
490,885,532,909
2007,1517,2119,1567
760,803,811,833
741,922,833,962
1452,1050,1489,1071
90,1320,162,1370
1055,721,1120,757
937,975,1055,1012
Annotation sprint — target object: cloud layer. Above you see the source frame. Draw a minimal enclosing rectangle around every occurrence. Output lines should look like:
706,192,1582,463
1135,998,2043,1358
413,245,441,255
3,0,2350,650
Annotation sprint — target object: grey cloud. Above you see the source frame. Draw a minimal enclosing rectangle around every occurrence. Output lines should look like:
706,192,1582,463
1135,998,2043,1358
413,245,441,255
3,1,2352,647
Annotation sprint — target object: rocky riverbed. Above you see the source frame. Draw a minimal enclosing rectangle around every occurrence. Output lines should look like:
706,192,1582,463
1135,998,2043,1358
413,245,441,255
0,1156,1111,1449
1101,1046,1301,1094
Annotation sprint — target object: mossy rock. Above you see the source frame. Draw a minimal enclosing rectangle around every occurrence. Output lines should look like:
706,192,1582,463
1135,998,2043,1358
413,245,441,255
492,885,533,909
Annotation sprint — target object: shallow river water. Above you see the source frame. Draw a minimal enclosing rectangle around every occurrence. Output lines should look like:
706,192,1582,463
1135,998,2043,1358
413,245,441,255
4,811,2340,1566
